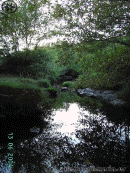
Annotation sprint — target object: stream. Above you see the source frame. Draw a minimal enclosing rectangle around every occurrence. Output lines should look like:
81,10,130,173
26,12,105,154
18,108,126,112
0,100,130,173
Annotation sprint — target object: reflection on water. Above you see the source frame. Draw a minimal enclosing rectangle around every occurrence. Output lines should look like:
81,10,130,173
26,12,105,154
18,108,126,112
0,102,130,172
51,102,129,142
50,103,83,144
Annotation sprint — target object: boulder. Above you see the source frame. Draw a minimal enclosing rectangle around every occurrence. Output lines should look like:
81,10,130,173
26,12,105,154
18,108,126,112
30,126,40,134
77,88,126,106
110,99,126,106
60,87,70,92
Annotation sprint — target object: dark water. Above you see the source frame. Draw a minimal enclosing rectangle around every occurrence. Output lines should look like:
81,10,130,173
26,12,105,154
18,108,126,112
0,100,130,173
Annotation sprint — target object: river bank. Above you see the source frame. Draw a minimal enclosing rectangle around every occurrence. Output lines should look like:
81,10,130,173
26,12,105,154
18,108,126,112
76,88,126,106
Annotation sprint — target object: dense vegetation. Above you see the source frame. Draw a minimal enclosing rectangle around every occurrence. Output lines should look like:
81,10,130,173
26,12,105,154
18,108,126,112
0,36,130,108
0,1,130,171
1,0,130,102
0,0,130,144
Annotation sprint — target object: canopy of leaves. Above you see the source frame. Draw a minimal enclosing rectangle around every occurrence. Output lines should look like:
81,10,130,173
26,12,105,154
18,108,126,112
0,0,50,54
51,0,130,46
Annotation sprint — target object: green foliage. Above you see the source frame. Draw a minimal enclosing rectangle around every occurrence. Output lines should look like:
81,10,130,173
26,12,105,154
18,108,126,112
0,47,52,78
47,75,58,85
47,87,58,98
0,77,40,91
51,0,130,47
0,0,51,53
54,41,79,68
52,4,66,19
117,77,130,101
44,46,66,76
0,38,10,60
1,34,129,104
0,76,54,110
62,81,75,88
36,78,51,88
41,38,130,99
68,37,130,92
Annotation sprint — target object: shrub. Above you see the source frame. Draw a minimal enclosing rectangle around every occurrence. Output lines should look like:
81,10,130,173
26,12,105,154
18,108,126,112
47,87,58,98
0,47,52,78
63,68,79,78
36,79,51,88
58,68,79,83
62,81,75,88
117,77,130,101
47,75,58,85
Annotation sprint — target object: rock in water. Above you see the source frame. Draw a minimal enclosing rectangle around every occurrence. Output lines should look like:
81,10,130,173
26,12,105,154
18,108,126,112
30,126,40,133
77,88,126,106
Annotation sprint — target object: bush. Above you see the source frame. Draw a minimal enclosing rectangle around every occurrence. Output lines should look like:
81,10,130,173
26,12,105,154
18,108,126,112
36,79,51,88
47,75,58,85
0,47,52,78
63,68,79,78
117,77,130,101
47,87,58,98
62,81,75,88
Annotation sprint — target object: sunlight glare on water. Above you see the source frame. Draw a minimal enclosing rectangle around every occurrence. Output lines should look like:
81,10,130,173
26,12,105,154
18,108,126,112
50,102,121,144
51,103,91,143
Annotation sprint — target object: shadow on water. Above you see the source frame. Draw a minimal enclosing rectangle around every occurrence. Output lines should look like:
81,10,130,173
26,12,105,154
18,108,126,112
0,104,48,145
76,100,130,169
0,93,130,172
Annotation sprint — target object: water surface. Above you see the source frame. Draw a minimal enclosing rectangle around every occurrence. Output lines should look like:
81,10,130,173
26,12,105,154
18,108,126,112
0,101,129,172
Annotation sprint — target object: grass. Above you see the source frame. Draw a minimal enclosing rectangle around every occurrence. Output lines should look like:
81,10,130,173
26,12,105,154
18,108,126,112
0,76,38,89
0,76,54,113
0,76,84,111
0,76,54,91
62,81,75,89
16,78,37,85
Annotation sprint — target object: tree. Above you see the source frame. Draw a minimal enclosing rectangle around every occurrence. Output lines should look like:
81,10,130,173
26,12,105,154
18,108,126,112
51,0,130,46
0,0,50,53
91,0,130,46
